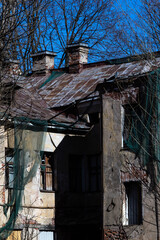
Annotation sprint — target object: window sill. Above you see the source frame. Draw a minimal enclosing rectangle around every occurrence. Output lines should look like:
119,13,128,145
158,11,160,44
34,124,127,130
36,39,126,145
123,223,143,227
120,147,135,153
40,190,55,193
67,191,101,194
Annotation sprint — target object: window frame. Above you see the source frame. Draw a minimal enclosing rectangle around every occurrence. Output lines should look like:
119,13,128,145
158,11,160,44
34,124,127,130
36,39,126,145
40,151,54,192
5,148,23,190
5,148,14,189
122,181,142,226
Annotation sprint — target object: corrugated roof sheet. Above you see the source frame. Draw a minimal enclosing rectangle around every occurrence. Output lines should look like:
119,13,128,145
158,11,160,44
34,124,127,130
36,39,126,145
21,57,160,108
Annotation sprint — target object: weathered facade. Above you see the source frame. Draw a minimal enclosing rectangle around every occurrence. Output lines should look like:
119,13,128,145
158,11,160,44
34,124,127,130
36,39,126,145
0,44,160,239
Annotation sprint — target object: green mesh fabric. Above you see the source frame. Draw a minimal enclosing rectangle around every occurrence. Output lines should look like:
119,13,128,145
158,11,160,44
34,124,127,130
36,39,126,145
0,119,47,239
39,71,65,89
125,69,160,181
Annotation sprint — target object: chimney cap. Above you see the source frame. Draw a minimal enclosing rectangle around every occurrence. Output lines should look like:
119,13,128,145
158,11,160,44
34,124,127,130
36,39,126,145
31,51,57,58
66,43,89,49
4,59,20,64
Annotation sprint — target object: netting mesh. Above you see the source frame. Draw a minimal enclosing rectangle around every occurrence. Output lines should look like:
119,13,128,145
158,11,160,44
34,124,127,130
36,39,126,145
125,69,160,182
0,119,47,239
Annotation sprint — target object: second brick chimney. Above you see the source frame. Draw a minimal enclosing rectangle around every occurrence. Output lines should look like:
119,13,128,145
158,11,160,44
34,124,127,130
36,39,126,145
2,59,21,75
66,43,89,73
31,51,57,75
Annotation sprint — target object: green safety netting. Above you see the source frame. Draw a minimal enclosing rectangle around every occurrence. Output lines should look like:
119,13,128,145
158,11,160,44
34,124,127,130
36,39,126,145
39,71,64,89
0,119,48,239
125,69,160,182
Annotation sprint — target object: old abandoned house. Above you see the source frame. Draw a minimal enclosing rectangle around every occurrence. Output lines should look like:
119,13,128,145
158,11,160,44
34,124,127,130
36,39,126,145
0,43,160,240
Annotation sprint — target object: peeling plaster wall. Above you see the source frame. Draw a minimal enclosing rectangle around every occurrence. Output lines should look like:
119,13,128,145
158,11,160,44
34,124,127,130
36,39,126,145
0,128,65,236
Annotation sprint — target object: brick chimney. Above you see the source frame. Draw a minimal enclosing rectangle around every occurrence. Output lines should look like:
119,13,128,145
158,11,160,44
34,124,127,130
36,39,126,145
66,43,89,73
31,51,57,75
2,59,21,75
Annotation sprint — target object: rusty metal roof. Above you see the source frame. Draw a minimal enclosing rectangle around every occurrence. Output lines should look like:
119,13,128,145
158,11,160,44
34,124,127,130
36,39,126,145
21,57,160,108
4,56,159,129
0,86,88,130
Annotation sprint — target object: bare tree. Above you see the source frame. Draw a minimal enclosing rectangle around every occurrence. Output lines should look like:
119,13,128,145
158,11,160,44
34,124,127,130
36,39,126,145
45,0,120,67
113,0,160,56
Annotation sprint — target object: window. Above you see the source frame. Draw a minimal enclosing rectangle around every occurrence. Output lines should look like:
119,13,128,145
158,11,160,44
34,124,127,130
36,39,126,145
123,181,142,225
5,148,14,188
40,152,54,191
5,148,22,189
39,231,55,240
69,154,101,192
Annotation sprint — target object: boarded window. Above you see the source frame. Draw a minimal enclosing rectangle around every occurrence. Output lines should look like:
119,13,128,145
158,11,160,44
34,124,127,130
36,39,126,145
7,230,21,240
40,152,54,191
69,154,101,192
124,181,142,225
39,231,55,240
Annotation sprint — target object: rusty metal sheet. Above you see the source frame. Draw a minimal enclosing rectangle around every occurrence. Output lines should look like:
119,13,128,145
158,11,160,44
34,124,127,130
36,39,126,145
0,87,88,129
20,57,160,109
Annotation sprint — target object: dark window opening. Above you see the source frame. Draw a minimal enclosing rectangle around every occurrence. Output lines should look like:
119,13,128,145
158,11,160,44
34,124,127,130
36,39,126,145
40,152,54,191
69,154,101,192
89,112,100,124
124,181,142,225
